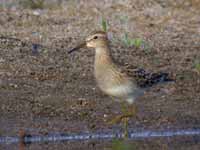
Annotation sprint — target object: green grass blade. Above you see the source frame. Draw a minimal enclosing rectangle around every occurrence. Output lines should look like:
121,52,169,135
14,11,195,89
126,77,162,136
101,18,107,32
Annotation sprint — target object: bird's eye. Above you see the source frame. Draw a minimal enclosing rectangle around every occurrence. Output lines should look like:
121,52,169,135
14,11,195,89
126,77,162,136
93,36,98,39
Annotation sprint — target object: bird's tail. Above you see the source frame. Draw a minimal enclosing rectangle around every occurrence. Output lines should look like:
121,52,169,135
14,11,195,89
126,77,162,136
133,68,174,88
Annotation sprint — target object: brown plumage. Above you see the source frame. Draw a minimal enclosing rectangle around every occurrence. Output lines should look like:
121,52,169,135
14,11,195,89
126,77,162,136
93,40,142,104
68,31,174,128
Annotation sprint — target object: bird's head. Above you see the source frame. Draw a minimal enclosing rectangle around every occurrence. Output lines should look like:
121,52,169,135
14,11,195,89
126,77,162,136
68,31,108,54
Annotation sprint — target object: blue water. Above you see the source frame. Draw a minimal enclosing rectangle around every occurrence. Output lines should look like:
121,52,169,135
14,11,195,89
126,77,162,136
0,128,200,145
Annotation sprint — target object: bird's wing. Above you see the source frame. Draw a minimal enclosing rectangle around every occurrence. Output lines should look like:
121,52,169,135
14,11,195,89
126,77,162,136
130,68,174,88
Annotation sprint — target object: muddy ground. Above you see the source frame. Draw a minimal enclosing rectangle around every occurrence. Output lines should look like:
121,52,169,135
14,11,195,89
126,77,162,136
0,0,200,149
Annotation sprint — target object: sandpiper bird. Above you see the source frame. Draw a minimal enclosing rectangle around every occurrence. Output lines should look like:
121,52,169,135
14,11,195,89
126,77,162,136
68,31,173,127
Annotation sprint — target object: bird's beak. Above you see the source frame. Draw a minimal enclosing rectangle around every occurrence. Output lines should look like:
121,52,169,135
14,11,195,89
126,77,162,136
68,42,86,54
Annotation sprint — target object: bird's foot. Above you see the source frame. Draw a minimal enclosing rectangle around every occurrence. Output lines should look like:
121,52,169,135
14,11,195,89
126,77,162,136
107,105,137,137
106,113,133,137
107,113,133,125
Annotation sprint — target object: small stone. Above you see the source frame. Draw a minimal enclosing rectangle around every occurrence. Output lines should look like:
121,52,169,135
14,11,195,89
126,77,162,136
0,58,5,63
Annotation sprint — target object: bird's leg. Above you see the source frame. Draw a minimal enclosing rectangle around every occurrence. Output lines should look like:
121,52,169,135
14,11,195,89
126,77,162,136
121,102,137,118
107,102,137,126
107,102,137,137
121,103,137,137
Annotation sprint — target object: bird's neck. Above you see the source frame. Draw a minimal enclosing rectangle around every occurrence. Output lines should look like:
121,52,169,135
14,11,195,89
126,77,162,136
94,46,114,86
95,46,113,64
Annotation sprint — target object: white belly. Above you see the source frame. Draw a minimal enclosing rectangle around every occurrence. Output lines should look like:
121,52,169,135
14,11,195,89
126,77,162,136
105,84,133,97
104,84,136,104
100,83,144,104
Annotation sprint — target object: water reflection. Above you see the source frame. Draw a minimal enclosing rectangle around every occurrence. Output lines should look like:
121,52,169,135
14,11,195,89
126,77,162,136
1,128,200,145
